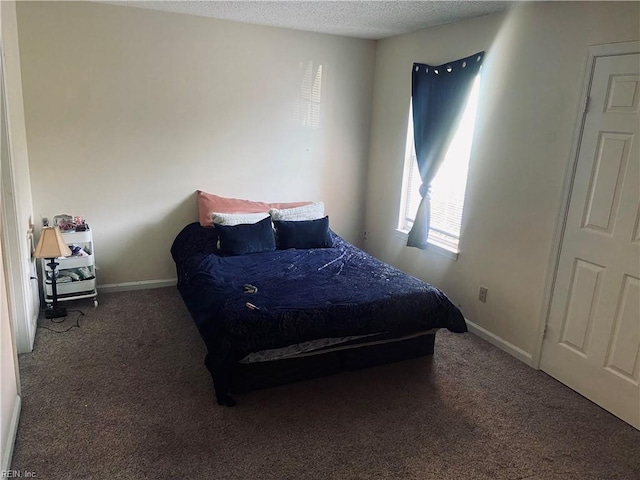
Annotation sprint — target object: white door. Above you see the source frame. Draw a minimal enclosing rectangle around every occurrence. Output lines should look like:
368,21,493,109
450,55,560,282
540,49,640,429
0,46,38,353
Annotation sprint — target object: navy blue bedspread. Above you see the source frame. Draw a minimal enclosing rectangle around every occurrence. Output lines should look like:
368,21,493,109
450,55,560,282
172,222,466,361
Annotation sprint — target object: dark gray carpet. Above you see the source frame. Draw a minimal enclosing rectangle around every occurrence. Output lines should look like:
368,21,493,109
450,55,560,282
11,288,640,479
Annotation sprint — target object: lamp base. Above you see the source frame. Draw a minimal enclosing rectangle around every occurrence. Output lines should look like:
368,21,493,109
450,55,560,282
45,307,67,319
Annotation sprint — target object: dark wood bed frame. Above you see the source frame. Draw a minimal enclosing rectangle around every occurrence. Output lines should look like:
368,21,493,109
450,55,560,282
228,332,436,395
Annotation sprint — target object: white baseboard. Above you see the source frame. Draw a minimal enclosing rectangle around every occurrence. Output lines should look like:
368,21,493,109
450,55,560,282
465,318,534,367
1,395,21,472
97,278,177,294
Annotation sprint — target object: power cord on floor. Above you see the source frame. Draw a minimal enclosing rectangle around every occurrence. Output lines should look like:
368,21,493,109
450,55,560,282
37,309,85,333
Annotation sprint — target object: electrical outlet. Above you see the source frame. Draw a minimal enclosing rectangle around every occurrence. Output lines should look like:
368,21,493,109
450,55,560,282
478,286,488,303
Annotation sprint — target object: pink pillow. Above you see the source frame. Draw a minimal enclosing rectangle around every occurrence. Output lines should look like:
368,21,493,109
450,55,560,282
197,190,312,227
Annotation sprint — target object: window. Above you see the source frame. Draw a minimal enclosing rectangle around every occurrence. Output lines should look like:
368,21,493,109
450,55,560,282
398,75,481,254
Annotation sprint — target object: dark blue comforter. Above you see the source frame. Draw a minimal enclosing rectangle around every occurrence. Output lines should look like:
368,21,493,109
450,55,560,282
171,222,466,403
173,222,465,353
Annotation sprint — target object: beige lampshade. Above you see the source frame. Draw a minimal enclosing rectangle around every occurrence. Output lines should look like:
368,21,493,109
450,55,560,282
33,227,72,259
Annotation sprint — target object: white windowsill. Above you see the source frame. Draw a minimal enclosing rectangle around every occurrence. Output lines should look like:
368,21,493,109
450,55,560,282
394,229,459,261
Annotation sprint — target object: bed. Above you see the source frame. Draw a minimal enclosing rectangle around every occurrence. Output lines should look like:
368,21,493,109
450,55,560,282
171,219,466,406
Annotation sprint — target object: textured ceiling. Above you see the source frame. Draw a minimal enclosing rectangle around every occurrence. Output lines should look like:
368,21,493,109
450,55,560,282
102,1,510,39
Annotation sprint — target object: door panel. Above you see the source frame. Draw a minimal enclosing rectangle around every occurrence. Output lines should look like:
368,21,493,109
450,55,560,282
605,274,639,382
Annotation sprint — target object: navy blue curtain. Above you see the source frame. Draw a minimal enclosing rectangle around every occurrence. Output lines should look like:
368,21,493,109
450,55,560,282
407,52,484,249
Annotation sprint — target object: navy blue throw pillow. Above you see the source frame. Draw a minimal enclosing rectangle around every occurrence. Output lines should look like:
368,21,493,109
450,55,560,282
216,216,276,255
273,216,333,249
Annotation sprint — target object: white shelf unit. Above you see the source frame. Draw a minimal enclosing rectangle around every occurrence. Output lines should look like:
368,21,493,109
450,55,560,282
42,227,98,307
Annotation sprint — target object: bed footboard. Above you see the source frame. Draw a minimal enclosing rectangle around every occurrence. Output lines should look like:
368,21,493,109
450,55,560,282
228,333,436,397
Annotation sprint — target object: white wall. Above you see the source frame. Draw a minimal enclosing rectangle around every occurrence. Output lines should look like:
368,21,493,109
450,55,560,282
364,1,640,362
16,1,639,363
17,1,376,286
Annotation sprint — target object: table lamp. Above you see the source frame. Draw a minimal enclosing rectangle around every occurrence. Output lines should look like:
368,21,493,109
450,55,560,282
34,226,72,319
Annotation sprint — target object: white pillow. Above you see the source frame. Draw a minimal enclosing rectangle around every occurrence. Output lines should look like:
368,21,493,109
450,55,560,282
211,211,270,226
269,202,325,221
